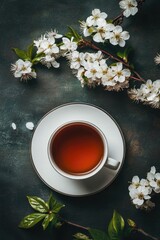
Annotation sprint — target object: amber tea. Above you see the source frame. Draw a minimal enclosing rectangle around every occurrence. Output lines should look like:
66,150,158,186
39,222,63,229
50,122,105,175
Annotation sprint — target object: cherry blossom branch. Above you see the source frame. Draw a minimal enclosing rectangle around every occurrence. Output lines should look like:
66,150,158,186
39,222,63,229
80,39,145,82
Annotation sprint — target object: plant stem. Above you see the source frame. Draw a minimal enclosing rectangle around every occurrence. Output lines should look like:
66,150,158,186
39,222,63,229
65,220,89,231
136,228,160,240
60,217,159,240
113,12,124,25
80,39,145,82
59,216,89,230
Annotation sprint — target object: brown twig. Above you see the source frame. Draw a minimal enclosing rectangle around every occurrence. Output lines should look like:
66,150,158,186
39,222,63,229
80,39,145,82
136,228,160,240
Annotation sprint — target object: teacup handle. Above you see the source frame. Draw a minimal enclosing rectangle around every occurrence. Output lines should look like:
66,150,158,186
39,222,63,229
104,157,120,170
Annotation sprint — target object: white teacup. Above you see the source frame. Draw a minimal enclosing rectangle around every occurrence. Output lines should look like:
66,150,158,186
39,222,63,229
48,121,119,180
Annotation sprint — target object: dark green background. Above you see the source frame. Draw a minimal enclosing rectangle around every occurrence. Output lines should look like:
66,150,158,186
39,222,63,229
0,0,160,239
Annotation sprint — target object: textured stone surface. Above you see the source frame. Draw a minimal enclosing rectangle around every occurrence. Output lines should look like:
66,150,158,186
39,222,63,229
0,0,160,239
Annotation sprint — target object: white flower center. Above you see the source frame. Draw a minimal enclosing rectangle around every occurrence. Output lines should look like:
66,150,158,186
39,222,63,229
138,193,144,200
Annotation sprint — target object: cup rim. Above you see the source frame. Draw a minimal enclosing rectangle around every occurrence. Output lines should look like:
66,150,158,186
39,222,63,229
47,120,108,180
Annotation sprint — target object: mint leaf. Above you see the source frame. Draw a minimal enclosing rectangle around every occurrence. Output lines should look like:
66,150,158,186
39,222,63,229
19,213,46,229
48,194,65,213
27,196,49,213
89,228,108,240
108,211,125,240
42,213,54,230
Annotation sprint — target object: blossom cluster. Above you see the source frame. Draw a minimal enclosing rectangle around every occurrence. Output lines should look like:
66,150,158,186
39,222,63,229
11,31,78,81
67,50,131,90
119,0,138,18
128,79,160,108
129,166,160,210
34,30,63,69
34,30,78,68
80,9,130,47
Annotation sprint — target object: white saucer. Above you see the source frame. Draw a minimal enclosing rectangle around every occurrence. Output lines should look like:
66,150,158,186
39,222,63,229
31,103,125,197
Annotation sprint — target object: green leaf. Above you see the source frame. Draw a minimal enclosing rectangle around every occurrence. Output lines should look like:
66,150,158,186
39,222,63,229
54,221,63,229
27,196,49,213
32,52,45,64
73,232,91,240
42,213,54,230
12,48,30,60
117,47,132,63
19,213,46,229
108,211,125,240
66,26,82,41
48,194,65,213
89,228,108,240
117,51,124,59
27,43,34,59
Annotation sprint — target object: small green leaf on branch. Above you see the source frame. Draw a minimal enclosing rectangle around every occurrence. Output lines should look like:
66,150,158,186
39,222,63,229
117,47,132,63
32,52,45,64
27,43,34,59
12,48,30,61
65,26,82,42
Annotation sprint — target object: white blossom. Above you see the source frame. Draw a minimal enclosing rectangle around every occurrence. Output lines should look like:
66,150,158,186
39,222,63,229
109,25,130,47
60,37,78,54
119,0,138,18
129,186,151,206
34,37,59,55
11,59,36,81
93,19,115,43
128,79,160,108
46,29,63,40
154,53,160,65
111,62,131,82
41,55,60,69
147,166,156,182
80,20,95,37
86,9,108,26
101,62,131,90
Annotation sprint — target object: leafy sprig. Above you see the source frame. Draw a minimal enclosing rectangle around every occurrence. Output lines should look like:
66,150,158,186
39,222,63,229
19,194,159,240
19,194,64,230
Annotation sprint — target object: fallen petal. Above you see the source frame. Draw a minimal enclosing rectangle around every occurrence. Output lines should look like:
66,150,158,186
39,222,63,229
26,122,34,130
11,122,17,130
